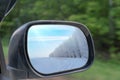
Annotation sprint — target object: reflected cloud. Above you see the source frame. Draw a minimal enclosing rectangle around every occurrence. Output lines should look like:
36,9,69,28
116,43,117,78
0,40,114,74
28,36,70,41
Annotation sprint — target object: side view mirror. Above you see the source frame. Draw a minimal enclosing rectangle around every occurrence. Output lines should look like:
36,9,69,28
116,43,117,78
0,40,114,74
8,20,94,79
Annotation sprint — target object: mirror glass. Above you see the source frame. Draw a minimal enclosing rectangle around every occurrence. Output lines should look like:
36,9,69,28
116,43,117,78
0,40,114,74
27,24,89,74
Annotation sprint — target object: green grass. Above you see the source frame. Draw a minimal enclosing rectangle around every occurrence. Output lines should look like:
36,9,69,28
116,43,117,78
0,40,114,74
3,45,8,57
66,59,120,80
2,39,9,58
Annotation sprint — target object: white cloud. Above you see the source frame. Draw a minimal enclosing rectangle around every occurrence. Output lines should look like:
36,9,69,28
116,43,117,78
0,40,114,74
28,36,69,41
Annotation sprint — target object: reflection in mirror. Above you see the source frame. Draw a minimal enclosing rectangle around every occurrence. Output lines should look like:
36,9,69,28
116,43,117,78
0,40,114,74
27,24,89,74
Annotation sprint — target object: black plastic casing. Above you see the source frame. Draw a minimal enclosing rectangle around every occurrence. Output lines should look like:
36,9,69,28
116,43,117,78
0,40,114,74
8,20,95,79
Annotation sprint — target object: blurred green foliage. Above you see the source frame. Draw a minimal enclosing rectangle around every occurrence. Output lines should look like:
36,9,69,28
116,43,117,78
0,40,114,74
67,59,120,80
0,0,120,59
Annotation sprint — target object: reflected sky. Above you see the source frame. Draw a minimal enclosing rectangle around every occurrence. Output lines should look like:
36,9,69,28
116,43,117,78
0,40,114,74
27,25,76,58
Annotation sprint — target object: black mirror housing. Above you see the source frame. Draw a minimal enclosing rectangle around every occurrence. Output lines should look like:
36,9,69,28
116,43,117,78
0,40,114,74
8,20,94,79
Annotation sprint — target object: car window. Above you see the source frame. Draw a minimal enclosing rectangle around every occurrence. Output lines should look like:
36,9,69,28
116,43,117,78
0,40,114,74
0,0,11,19
1,0,120,80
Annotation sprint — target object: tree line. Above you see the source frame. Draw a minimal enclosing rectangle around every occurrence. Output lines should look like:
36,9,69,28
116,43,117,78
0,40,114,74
0,0,120,59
